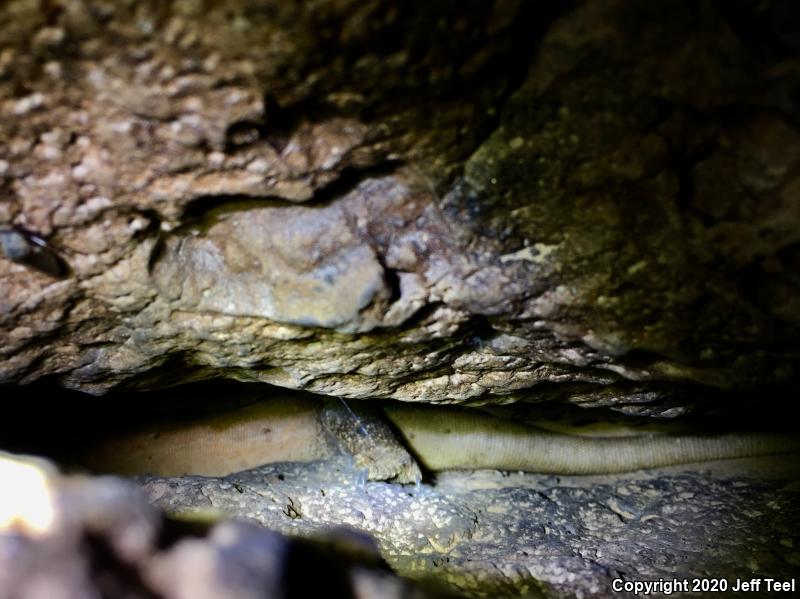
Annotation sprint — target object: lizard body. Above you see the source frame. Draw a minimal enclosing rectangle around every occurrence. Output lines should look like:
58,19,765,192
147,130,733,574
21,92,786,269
383,404,800,475
81,399,800,478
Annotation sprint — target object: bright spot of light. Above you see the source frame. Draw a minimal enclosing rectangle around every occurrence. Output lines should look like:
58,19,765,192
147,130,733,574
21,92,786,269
0,452,57,537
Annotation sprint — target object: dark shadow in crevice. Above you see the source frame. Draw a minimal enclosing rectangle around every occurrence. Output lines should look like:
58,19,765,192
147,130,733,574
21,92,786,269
381,266,402,306
463,314,500,350
715,0,800,59
283,537,367,599
442,0,581,162
175,159,405,232
385,301,446,332
85,533,162,599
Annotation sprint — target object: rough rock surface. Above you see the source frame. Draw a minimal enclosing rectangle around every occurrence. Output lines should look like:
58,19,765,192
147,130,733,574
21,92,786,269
140,456,800,598
1,0,798,411
2,3,800,597
0,451,452,599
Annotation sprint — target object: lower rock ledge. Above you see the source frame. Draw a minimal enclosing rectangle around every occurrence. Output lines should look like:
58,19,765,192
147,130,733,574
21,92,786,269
140,456,800,598
0,451,457,599
1,451,798,598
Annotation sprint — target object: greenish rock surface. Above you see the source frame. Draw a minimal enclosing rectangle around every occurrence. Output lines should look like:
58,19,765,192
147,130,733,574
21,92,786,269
1,0,798,410
2,2,800,597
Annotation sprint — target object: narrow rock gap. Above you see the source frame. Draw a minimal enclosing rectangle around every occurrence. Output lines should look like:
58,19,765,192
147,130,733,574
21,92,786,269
2,378,794,478
174,159,406,229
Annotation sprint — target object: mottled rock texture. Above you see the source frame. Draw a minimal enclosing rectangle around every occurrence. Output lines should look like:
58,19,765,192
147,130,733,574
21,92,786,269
3,3,800,597
0,451,444,599
1,0,799,409
141,455,800,598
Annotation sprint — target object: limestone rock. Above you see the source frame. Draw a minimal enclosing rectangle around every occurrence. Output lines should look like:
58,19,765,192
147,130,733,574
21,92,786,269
140,455,800,598
0,451,451,599
1,1,798,410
